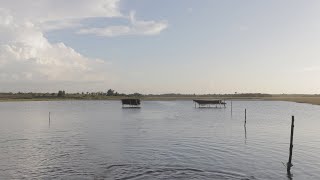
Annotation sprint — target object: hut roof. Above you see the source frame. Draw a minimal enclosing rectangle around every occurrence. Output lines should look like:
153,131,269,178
193,99,226,105
121,99,141,106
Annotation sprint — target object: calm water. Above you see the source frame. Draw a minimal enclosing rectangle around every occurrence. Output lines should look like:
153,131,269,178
0,100,320,179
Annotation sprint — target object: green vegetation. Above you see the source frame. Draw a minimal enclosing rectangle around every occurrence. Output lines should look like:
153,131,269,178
0,89,142,101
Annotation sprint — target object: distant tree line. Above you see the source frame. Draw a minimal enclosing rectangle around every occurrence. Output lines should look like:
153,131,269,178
0,89,143,100
3,91,320,100
57,90,66,97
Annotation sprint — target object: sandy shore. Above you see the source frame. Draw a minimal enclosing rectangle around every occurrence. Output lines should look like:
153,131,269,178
263,96,320,105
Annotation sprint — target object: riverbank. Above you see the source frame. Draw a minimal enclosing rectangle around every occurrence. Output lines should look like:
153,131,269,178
1,95,320,105
263,96,320,105
146,96,320,105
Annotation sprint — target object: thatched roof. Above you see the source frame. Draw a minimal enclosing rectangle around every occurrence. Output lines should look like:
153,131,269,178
193,99,226,105
121,99,141,105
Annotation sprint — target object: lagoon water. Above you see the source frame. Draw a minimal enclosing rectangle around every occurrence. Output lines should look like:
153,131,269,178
0,100,320,179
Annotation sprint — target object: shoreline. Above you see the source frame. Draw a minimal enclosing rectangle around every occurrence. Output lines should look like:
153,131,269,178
1,96,320,105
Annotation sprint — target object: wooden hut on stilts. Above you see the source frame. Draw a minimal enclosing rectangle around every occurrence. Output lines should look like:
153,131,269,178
193,99,226,108
121,99,141,108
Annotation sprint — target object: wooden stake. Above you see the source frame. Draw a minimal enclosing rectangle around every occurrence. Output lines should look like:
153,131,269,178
287,116,295,173
245,109,247,124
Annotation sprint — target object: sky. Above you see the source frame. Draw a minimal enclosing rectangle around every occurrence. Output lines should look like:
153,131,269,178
1,0,320,94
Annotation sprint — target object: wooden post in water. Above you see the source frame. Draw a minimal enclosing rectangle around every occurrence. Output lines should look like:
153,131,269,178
287,116,295,174
245,109,247,124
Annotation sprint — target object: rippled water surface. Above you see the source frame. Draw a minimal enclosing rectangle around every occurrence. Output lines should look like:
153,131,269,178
1,100,320,179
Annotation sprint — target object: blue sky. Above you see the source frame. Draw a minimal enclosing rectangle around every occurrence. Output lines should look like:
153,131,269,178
1,0,320,94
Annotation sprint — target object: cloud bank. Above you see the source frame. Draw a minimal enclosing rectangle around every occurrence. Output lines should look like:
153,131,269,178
0,0,167,91
0,9,107,82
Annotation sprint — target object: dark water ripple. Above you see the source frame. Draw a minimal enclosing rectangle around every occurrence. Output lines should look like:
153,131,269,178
95,164,253,180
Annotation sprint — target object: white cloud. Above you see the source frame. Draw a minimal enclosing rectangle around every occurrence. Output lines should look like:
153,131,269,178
77,12,168,37
0,0,167,34
0,7,111,86
0,0,168,91
40,20,83,32
0,0,121,21
0,0,122,31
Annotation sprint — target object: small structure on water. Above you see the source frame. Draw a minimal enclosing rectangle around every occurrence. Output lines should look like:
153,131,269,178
121,99,141,108
193,99,226,108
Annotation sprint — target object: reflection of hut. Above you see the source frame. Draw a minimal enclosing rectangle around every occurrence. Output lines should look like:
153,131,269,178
193,99,226,108
121,99,141,108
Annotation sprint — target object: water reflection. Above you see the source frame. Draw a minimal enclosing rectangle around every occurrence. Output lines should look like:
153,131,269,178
244,124,247,144
49,112,51,128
